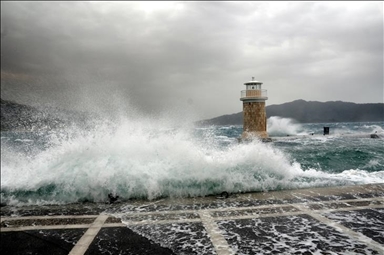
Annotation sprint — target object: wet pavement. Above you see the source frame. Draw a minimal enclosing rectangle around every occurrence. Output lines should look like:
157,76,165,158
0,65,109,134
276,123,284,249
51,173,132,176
1,183,384,254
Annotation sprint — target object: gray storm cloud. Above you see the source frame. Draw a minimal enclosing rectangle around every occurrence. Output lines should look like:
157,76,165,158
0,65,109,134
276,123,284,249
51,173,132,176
1,1,383,120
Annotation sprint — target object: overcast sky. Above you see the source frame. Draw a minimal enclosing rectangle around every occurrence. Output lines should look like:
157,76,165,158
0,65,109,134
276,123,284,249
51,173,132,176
1,1,383,120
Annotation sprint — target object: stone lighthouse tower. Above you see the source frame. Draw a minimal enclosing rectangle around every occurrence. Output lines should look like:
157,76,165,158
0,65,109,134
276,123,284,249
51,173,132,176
240,77,269,141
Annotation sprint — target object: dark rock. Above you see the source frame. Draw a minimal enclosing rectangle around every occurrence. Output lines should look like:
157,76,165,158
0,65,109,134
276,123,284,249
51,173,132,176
370,133,380,139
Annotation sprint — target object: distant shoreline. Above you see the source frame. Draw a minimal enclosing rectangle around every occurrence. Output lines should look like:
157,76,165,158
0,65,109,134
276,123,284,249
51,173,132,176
197,100,384,126
2,98,383,130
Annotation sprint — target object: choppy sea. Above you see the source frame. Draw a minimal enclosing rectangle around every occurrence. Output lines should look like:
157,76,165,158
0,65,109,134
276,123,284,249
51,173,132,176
1,116,383,206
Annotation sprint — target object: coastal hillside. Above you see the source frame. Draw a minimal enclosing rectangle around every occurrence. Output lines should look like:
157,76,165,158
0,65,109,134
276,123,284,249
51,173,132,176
1,99,98,131
2,99,383,131
197,100,384,126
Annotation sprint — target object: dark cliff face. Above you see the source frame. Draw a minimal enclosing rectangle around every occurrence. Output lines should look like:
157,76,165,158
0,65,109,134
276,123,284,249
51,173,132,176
197,100,384,126
1,99,47,131
1,99,100,131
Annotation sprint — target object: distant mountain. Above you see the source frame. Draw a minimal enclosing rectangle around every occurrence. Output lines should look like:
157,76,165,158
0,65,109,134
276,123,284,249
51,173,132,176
2,99,383,131
1,99,100,131
197,100,384,126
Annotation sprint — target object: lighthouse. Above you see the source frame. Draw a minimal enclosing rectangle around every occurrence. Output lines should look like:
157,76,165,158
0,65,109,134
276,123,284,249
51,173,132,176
240,77,270,141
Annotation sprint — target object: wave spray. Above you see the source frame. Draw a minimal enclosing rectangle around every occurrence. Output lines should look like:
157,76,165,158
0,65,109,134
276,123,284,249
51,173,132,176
2,112,383,206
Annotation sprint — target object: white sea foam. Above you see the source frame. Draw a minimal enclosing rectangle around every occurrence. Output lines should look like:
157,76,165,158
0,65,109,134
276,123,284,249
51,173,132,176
1,117,384,206
14,139,34,143
216,214,379,254
267,117,307,136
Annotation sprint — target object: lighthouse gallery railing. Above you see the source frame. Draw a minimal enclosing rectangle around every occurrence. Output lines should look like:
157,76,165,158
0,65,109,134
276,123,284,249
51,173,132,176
240,90,268,98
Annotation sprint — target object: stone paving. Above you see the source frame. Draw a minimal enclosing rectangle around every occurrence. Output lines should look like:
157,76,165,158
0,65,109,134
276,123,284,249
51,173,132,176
1,183,384,255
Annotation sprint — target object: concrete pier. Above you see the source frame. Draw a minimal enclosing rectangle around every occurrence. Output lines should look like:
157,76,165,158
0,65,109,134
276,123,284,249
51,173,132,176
269,132,383,142
1,183,384,254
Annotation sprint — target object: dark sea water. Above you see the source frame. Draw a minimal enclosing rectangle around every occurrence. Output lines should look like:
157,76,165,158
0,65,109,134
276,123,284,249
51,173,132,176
1,117,383,206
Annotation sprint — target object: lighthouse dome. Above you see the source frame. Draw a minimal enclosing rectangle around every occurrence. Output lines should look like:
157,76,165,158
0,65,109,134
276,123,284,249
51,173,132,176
244,77,262,85
244,80,262,85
